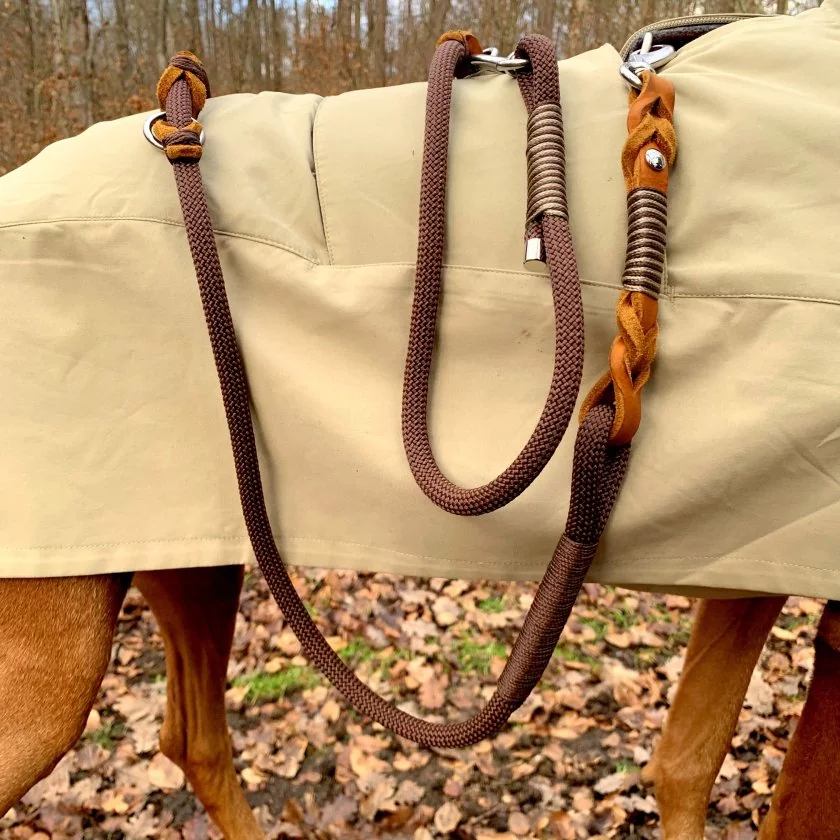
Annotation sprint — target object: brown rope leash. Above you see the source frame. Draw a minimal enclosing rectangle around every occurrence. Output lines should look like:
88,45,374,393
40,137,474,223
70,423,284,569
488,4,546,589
403,35,584,516
149,41,673,748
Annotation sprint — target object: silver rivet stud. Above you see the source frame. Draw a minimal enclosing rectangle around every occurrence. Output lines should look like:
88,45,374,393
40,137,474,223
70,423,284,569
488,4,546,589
645,149,667,171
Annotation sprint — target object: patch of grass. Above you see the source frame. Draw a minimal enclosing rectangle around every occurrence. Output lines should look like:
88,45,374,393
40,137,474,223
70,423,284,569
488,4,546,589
477,596,506,614
667,626,692,648
651,606,675,623
607,606,638,630
85,719,124,750
338,637,375,666
554,644,583,662
554,644,600,670
379,648,413,677
455,636,507,675
232,667,319,703
305,602,320,618
779,613,817,630
614,760,640,774
580,617,609,641
633,647,659,669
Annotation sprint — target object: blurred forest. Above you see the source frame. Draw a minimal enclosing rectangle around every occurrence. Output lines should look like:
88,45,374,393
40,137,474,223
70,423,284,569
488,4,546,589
0,0,820,173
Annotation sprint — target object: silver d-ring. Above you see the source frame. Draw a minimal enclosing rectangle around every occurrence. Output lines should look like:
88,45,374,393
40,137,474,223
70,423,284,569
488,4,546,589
143,111,206,150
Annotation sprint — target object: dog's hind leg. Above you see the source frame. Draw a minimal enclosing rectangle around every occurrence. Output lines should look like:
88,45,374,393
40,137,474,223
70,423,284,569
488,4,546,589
0,574,129,814
644,596,786,840
134,565,264,840
758,600,840,840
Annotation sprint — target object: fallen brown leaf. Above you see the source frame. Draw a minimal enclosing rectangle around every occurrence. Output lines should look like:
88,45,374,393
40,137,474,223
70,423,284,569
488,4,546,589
434,801,463,834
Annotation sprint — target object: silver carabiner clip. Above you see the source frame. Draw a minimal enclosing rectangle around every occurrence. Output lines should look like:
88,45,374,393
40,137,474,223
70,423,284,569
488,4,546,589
469,47,530,76
619,32,675,90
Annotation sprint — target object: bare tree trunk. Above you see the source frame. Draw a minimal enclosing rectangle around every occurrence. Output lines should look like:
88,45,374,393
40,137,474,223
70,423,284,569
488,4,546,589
50,0,91,133
207,0,218,66
269,0,286,89
50,0,66,133
187,0,203,53
67,0,91,127
21,0,39,124
536,0,556,41
113,0,130,87
566,0,592,58
157,0,169,70
367,0,387,86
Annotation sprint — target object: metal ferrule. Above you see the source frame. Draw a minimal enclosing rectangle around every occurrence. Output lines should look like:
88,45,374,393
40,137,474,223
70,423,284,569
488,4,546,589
525,102,568,226
622,188,668,298
523,236,546,268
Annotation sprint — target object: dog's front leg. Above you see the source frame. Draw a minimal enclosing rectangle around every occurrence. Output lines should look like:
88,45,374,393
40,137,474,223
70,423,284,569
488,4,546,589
135,566,265,840
644,596,785,840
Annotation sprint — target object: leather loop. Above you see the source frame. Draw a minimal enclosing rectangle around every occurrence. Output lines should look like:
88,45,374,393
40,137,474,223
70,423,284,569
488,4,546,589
622,71,676,192
436,29,483,55
580,292,659,445
607,293,659,445
151,117,204,161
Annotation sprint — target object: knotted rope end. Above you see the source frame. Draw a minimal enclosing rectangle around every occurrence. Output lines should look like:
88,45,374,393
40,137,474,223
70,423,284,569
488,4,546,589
153,52,211,161
156,51,210,116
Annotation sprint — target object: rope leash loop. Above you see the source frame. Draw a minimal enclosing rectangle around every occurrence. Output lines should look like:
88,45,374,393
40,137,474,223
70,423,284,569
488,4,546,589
148,37,673,748
402,34,584,517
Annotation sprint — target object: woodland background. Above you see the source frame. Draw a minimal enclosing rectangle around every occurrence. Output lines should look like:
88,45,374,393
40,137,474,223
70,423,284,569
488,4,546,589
0,0,820,175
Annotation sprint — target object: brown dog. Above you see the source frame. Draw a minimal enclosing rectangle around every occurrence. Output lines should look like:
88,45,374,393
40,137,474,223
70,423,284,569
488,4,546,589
1,570,838,839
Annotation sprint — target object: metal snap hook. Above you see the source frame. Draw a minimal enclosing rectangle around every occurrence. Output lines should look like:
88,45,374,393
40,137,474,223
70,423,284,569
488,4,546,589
619,39,675,90
469,47,530,75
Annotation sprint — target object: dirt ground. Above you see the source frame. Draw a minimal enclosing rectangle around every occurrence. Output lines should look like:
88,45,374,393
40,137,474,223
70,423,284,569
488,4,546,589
1,567,821,839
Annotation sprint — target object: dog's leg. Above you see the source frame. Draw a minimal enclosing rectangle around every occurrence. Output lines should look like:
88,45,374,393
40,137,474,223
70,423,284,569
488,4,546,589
134,566,264,840
644,596,786,840
0,574,129,813
758,600,840,840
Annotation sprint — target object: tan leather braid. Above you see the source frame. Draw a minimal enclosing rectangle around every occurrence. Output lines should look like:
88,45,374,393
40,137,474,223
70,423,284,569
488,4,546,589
154,48,631,748
402,35,584,516
581,70,676,445
151,51,209,161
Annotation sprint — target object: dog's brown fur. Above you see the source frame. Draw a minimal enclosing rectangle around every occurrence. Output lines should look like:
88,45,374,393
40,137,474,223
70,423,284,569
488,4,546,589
1,571,837,839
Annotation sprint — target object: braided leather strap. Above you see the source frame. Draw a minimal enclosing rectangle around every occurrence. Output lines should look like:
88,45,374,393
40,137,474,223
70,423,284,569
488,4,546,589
402,35,584,516
581,69,676,445
155,46,629,748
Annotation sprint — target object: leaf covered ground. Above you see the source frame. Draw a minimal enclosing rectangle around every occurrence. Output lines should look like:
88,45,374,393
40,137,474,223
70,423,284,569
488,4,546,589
1,568,822,839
